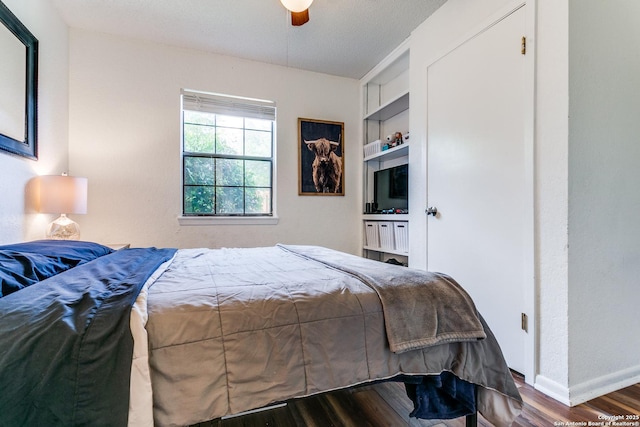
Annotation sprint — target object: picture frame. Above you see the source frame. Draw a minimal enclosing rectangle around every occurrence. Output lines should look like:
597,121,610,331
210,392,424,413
298,118,345,196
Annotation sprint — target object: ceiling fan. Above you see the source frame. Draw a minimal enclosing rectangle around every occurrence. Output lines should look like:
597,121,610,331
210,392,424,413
280,0,313,26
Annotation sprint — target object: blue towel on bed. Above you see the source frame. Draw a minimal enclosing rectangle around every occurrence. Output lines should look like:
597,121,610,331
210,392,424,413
402,372,476,420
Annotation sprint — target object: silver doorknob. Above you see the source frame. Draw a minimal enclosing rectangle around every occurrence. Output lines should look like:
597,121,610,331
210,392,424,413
426,207,438,216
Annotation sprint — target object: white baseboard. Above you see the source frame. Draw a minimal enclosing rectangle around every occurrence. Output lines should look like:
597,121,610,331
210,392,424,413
535,364,640,407
534,375,571,406
568,364,640,406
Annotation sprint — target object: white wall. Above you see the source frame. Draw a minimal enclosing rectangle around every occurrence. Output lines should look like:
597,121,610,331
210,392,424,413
68,30,361,252
567,0,640,403
531,0,571,402
0,0,69,244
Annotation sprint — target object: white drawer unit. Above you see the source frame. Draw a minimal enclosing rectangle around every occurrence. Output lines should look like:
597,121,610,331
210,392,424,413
393,222,409,253
364,221,380,248
362,216,409,259
377,221,395,252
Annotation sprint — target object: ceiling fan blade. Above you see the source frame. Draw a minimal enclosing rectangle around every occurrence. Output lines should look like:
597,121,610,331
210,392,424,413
291,8,309,26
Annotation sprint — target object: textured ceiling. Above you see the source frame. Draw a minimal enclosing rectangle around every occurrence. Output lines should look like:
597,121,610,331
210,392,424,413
51,0,447,80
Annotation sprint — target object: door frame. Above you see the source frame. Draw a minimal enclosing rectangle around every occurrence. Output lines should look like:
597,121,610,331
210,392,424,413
424,0,536,384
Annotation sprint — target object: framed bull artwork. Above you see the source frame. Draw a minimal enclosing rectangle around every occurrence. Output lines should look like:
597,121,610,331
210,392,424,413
298,118,345,196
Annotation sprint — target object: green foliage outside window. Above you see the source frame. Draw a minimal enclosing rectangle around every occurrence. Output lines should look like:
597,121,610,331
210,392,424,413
183,111,273,215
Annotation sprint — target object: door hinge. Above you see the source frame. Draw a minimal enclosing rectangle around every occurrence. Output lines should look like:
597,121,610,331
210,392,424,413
521,312,528,332
521,36,526,55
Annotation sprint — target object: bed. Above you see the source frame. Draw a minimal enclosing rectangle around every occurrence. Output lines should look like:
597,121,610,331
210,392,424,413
0,240,523,426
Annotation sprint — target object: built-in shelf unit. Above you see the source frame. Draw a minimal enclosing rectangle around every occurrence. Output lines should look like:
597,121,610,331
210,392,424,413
361,40,411,263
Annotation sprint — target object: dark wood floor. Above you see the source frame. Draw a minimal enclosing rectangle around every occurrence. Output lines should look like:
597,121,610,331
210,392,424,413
197,374,640,427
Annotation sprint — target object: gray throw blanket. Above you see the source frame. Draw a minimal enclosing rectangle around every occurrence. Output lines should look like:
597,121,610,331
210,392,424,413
279,245,486,353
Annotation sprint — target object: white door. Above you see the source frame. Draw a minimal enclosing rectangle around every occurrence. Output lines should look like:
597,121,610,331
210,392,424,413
426,6,529,374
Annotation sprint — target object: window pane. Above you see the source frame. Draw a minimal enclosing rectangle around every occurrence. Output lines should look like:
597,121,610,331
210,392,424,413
245,118,271,131
184,157,214,185
245,160,271,187
182,91,275,217
245,188,271,214
216,187,244,214
216,158,243,186
184,186,214,214
245,130,272,158
216,127,243,155
217,115,243,128
184,124,215,153
184,110,215,126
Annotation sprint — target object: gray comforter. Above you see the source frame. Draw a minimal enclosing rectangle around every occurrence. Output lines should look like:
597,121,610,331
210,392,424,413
146,245,522,426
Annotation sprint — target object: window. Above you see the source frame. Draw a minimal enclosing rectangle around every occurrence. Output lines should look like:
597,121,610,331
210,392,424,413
181,90,275,217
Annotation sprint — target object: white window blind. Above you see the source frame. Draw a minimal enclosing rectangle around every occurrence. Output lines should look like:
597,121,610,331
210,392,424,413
182,89,276,121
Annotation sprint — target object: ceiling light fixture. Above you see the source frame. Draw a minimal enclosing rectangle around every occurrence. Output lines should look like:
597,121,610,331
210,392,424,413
280,0,313,26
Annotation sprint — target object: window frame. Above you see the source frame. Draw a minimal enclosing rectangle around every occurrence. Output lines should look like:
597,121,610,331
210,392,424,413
179,90,278,224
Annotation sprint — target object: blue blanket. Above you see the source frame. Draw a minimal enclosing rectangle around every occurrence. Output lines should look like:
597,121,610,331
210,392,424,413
402,372,476,419
0,247,176,426
0,240,114,297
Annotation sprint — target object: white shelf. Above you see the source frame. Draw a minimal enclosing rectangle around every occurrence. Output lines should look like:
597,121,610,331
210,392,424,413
364,142,408,162
364,91,409,121
363,246,409,257
363,214,409,221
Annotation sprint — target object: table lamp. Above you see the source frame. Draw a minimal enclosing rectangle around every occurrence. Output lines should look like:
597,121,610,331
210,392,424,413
38,174,88,240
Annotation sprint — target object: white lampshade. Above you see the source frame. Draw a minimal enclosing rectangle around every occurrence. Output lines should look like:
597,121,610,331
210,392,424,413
38,175,88,240
38,175,88,215
280,0,313,13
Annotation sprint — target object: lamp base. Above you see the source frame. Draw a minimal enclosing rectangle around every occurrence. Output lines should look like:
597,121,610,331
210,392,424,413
46,214,80,240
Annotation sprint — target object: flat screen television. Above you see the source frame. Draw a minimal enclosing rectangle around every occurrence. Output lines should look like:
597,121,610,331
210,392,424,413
373,163,408,212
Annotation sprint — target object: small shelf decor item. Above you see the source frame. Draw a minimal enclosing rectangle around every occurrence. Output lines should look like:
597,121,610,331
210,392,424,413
298,118,345,196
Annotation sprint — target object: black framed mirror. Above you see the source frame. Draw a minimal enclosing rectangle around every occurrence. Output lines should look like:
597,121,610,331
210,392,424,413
0,1,38,160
